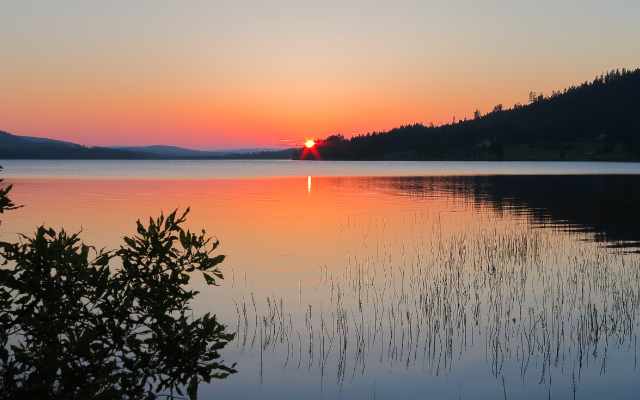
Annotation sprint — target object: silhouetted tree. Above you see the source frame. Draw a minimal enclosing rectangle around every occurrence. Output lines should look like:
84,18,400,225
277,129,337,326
0,199,235,399
528,91,538,104
295,68,640,161
0,166,18,214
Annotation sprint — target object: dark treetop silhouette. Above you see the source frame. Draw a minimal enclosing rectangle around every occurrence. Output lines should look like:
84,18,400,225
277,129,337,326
297,68,640,161
0,167,19,215
0,170,236,399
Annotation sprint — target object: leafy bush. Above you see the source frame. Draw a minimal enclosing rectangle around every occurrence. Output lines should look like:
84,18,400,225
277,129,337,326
0,166,18,214
0,201,236,399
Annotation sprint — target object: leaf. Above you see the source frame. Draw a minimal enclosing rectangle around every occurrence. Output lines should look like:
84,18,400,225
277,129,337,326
203,273,216,286
204,255,225,270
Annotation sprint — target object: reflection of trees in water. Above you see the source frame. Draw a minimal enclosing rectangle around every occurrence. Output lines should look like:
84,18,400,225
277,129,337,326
1,171,235,400
233,220,640,395
347,175,640,251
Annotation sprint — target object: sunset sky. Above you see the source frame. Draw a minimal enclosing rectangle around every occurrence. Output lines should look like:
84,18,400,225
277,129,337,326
2,1,639,149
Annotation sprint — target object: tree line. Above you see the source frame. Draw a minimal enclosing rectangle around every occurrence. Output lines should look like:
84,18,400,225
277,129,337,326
297,68,640,161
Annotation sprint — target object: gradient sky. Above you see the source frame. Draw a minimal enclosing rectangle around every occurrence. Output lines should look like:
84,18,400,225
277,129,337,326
1,1,639,149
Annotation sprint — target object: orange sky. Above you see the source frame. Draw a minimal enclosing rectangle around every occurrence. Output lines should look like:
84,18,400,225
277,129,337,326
1,1,639,149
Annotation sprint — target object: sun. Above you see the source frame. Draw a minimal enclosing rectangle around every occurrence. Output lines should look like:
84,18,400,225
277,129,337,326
304,139,315,149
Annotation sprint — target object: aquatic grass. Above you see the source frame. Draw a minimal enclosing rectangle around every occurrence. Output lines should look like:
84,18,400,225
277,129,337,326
228,214,640,394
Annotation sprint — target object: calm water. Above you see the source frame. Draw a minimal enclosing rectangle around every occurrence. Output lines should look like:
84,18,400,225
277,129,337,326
2,160,640,399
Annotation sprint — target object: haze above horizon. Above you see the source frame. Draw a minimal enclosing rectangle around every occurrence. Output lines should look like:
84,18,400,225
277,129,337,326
2,1,639,149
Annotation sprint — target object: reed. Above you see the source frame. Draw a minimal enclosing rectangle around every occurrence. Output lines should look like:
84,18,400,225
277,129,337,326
228,215,640,394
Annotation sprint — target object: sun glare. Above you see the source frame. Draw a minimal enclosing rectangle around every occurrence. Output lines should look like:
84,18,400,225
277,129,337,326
305,139,315,149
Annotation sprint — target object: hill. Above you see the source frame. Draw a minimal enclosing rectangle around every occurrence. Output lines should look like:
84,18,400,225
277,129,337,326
113,145,294,159
113,145,218,158
297,68,640,161
0,131,143,159
0,131,295,159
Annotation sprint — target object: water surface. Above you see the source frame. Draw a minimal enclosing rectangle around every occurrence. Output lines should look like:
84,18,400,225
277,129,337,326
1,160,639,399
3,159,640,179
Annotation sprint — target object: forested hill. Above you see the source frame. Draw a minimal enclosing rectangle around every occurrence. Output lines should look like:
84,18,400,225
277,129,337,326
297,68,640,161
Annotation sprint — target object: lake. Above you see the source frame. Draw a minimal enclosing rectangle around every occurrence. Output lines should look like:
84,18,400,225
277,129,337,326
1,160,640,399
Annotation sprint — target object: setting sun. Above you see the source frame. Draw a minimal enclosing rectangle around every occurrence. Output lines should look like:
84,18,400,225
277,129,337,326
305,139,315,148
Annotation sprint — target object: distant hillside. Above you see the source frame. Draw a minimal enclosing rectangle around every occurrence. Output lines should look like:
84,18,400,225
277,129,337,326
0,131,143,159
218,148,297,159
0,131,295,159
113,145,294,158
297,68,640,161
114,145,217,158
